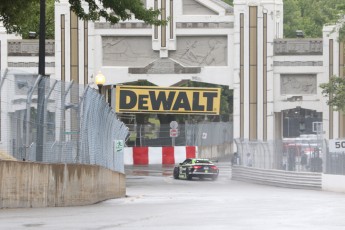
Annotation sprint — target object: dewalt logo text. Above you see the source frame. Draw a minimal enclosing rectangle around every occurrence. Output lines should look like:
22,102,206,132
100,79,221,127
115,86,221,115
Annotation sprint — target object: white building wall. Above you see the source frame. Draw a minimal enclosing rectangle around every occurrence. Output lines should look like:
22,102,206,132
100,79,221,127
55,1,71,82
80,0,233,87
322,24,341,139
0,0,342,153
0,22,56,154
233,0,283,140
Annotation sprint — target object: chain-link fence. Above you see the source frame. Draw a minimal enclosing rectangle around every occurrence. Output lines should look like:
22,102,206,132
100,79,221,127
126,121,233,147
326,152,345,175
324,140,345,175
234,135,327,173
0,69,128,173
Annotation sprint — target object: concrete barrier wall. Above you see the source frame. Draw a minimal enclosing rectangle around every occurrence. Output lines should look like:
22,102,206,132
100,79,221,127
0,161,126,208
124,146,197,165
232,166,345,194
123,144,232,165
322,174,345,193
232,166,322,190
198,143,233,160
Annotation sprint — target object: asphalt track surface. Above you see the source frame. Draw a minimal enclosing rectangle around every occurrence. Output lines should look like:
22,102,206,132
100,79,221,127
1,164,345,230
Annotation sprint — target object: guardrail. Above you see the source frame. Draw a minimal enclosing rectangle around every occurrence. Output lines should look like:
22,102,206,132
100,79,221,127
232,166,322,190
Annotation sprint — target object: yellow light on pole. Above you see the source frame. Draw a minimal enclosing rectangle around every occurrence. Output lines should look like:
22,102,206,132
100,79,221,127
95,71,105,94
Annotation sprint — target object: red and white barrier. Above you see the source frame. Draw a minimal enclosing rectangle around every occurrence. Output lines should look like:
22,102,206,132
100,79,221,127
124,146,198,165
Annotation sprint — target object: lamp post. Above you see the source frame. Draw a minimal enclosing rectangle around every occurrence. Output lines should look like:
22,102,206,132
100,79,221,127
95,71,105,94
36,0,46,161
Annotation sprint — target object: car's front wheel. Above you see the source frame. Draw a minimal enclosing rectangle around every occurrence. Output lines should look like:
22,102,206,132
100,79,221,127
173,167,179,179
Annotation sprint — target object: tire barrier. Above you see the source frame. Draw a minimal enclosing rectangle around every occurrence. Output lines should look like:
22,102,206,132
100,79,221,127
124,146,197,165
231,166,322,190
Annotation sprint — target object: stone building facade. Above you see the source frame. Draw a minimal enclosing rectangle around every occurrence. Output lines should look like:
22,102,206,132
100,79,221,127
0,0,344,151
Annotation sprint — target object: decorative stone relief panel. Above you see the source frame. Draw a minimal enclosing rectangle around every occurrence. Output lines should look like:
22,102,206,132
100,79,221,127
8,62,55,68
281,74,317,95
176,22,233,29
8,40,55,56
129,58,201,74
274,61,323,66
95,22,151,29
170,36,227,66
274,39,323,55
102,36,159,67
183,0,217,15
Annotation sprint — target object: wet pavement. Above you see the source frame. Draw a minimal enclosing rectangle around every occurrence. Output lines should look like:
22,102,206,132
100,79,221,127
1,163,345,229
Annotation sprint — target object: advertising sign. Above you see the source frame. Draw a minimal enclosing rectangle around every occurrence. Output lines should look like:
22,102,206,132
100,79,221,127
115,85,221,115
114,140,124,153
329,139,345,153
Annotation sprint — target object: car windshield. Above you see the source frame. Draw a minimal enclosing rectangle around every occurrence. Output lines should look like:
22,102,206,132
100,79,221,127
194,159,212,164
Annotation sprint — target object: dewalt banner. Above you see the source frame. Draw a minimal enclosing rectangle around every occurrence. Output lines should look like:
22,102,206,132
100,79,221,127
115,85,221,115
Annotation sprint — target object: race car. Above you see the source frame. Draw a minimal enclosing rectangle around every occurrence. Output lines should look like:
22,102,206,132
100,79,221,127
173,158,219,180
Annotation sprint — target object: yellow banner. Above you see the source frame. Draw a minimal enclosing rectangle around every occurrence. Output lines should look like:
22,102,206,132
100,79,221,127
115,85,221,115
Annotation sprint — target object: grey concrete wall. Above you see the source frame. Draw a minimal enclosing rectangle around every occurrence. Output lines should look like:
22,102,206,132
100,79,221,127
198,143,233,161
0,161,126,208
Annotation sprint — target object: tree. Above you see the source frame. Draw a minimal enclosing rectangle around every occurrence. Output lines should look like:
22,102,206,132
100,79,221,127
284,0,343,38
0,0,38,36
68,0,163,25
222,0,233,6
283,0,345,38
320,76,345,112
0,0,165,39
15,0,55,39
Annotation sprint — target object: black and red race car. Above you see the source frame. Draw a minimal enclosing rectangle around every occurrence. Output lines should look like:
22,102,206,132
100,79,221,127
173,158,219,180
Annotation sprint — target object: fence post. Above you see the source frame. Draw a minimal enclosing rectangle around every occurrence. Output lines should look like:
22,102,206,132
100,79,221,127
0,68,8,92
140,124,142,147
43,79,57,161
25,75,41,160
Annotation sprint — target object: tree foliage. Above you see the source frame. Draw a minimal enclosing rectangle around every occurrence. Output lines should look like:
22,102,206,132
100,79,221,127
222,0,233,6
1,0,344,40
0,0,50,37
0,0,165,39
283,0,344,38
68,0,163,25
320,76,345,112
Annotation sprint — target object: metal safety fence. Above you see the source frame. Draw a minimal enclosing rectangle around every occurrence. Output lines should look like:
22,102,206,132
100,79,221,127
234,136,327,173
234,138,345,176
326,152,345,175
126,121,233,147
0,69,128,173
325,138,345,175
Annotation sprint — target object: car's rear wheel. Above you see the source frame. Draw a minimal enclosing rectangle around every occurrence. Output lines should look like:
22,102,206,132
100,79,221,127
212,175,218,181
173,167,179,179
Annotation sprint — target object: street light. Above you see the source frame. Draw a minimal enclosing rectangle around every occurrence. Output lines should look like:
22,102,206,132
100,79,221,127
95,71,105,94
